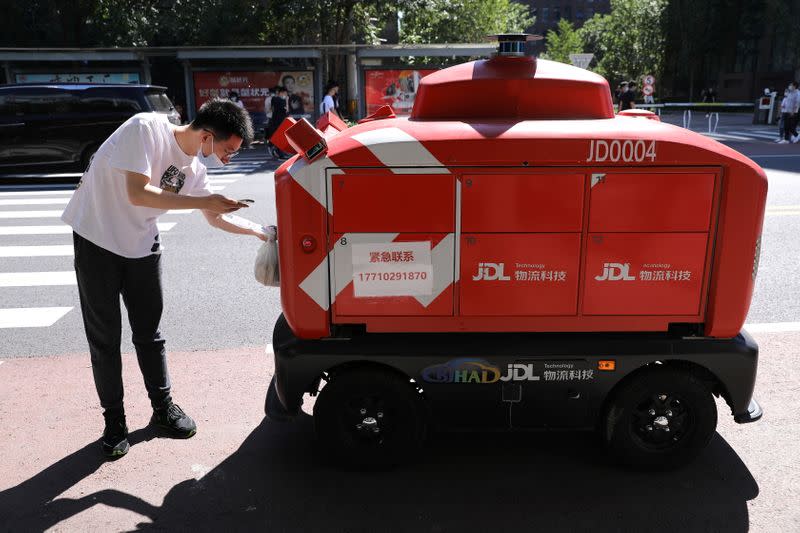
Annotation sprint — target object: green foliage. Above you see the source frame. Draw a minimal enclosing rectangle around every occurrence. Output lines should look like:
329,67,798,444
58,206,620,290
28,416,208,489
541,19,583,64
0,0,533,48
398,0,534,44
579,0,667,86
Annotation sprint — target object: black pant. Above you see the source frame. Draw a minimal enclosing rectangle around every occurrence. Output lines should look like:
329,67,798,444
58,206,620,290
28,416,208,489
73,232,171,420
783,113,798,140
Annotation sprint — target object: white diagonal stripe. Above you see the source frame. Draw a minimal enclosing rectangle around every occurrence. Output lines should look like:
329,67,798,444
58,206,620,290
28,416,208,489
299,254,332,311
209,186,225,191
0,271,76,287
0,307,73,328
351,127,450,174
0,210,64,219
0,190,74,197
206,179,237,184
331,233,400,300
0,245,73,257
0,198,70,206
414,233,455,308
0,222,175,235
287,156,330,213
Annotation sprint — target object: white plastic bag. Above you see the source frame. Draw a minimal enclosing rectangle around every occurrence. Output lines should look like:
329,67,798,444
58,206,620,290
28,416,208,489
254,225,280,286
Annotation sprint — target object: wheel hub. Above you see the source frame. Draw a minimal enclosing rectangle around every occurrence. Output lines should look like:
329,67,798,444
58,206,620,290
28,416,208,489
634,392,690,448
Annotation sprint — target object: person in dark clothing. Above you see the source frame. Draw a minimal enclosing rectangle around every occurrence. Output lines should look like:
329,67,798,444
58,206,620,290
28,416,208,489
266,86,290,159
617,82,635,112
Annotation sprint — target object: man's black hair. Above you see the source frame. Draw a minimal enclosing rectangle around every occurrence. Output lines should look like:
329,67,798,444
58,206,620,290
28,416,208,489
191,97,254,146
276,85,288,94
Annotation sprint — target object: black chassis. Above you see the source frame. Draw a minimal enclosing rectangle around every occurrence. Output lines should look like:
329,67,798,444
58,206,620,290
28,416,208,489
268,314,762,430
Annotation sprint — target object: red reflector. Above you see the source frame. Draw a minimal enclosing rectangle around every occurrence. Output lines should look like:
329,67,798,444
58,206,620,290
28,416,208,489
301,236,316,253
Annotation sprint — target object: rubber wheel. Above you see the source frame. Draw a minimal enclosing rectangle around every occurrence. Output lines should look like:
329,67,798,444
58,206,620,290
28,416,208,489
603,367,717,470
314,368,427,469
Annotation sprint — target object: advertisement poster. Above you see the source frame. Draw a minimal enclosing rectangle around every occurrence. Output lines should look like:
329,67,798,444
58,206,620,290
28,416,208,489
15,73,140,84
364,69,437,116
193,71,314,121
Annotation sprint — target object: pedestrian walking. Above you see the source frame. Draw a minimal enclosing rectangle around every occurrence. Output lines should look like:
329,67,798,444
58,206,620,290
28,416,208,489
61,98,266,458
777,81,799,144
320,80,341,117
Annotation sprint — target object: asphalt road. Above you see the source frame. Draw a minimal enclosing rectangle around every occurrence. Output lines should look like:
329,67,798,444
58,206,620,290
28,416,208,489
0,150,282,357
1,120,799,531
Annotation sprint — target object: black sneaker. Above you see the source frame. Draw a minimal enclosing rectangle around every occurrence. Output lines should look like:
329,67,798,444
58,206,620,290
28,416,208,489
151,403,197,438
102,416,130,458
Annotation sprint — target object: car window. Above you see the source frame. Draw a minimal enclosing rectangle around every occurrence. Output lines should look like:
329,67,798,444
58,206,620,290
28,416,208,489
145,91,175,113
2,89,78,115
0,93,25,117
79,90,143,113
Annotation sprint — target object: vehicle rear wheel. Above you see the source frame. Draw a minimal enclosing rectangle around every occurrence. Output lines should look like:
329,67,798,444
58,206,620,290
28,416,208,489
603,367,717,469
314,368,427,468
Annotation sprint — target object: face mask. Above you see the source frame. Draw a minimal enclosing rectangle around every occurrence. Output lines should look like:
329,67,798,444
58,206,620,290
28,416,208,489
198,136,224,168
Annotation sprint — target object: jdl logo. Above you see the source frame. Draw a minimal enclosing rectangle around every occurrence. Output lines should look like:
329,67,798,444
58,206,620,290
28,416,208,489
473,262,511,281
595,262,636,281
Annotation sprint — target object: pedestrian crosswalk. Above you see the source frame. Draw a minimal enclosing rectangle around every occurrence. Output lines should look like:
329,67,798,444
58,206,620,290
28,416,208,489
0,172,246,329
705,127,784,143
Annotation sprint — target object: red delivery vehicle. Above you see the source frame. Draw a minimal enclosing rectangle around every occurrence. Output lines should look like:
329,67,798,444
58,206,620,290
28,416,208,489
265,35,766,469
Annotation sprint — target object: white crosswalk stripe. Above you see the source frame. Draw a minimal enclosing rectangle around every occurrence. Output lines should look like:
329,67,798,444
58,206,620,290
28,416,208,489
0,210,64,219
0,198,71,206
0,222,176,235
0,190,75,197
0,163,249,329
0,271,76,287
0,307,74,329
0,245,74,257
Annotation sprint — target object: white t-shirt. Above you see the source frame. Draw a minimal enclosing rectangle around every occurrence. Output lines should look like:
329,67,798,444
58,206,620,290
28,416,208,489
62,113,211,258
320,94,335,115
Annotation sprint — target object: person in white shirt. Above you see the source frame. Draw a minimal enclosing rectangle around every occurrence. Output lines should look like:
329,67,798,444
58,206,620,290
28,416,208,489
320,80,340,117
777,81,800,144
62,98,265,458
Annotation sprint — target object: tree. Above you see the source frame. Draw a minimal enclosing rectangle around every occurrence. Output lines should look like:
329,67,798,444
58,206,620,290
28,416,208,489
579,0,667,86
542,19,583,64
398,0,534,44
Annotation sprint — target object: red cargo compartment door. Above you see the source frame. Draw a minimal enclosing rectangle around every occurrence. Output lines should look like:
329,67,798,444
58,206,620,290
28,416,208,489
460,234,581,316
332,174,454,233
462,173,584,232
589,172,715,232
583,233,708,316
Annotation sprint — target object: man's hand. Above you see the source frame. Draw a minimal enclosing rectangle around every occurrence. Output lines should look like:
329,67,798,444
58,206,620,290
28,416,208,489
203,194,249,214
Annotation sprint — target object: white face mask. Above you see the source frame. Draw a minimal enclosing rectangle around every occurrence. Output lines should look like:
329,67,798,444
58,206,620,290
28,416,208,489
198,136,224,168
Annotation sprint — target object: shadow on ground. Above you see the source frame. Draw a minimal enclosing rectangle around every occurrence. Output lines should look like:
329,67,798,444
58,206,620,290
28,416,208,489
0,417,758,532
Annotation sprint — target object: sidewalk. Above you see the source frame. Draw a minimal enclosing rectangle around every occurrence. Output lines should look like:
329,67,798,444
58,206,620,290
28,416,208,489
0,347,280,531
1,333,799,531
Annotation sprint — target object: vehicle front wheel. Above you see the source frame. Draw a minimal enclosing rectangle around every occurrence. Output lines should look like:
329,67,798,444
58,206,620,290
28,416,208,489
314,367,427,469
603,367,717,470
